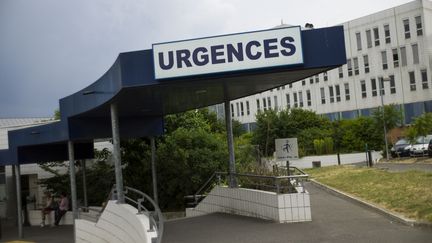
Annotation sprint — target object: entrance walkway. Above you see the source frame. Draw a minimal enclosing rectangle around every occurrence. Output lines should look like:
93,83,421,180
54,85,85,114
2,182,431,242
164,182,432,243
0,224,73,243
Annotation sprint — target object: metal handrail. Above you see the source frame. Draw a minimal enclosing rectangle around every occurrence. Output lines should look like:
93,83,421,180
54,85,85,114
113,186,164,243
185,170,309,207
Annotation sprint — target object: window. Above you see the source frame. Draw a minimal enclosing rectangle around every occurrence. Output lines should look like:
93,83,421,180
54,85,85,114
323,72,328,81
353,57,359,75
384,24,391,44
421,69,429,89
392,49,399,68
267,97,271,109
412,44,419,64
246,101,250,115
335,85,341,102
309,77,314,84
315,75,319,83
329,86,335,103
286,94,291,109
320,87,326,104
356,32,362,51
302,80,306,86
344,83,350,100
231,104,234,117
381,51,388,70
236,102,240,116
263,98,267,110
371,78,377,97
299,91,304,107
256,99,260,111
379,77,385,95
409,71,416,91
274,96,278,110
338,67,343,78
403,19,410,39
293,93,298,107
400,46,407,66
389,75,396,94
415,16,423,36
306,90,312,106
363,55,369,73
366,29,372,48
289,83,292,88
361,80,367,98
373,27,380,46
347,59,353,76
240,102,244,116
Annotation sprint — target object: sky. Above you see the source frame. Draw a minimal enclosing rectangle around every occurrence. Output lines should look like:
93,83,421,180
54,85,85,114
0,0,415,118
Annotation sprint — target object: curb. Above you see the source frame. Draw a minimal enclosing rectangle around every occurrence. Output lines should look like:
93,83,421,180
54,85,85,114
309,179,432,228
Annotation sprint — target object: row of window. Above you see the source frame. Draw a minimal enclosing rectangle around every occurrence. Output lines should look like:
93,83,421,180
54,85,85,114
359,70,429,98
232,70,430,118
344,43,420,78
231,101,250,118
355,15,423,51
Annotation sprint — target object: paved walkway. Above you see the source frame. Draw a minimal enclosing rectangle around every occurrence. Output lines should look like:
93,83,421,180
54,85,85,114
0,224,73,243
163,182,432,243
2,182,431,243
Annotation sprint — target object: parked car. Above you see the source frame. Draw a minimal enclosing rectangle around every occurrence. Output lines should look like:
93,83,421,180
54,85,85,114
428,139,432,157
390,138,411,158
410,135,432,157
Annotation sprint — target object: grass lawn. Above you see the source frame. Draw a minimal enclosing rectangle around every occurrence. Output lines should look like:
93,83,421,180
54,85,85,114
305,166,432,223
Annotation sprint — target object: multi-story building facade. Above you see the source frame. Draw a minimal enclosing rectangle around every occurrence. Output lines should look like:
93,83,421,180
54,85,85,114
219,0,432,129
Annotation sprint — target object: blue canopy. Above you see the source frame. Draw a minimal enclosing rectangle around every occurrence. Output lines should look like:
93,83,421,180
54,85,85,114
0,26,346,165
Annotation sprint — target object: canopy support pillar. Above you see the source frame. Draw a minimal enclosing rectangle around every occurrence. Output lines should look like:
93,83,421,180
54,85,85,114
111,103,125,203
151,137,159,206
224,100,237,188
15,165,23,239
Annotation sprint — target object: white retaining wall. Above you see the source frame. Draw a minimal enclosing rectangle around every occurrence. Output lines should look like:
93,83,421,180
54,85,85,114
274,151,382,169
186,186,311,223
76,200,157,243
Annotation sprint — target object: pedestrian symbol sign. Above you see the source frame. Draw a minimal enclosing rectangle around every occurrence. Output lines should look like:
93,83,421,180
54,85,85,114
275,138,299,160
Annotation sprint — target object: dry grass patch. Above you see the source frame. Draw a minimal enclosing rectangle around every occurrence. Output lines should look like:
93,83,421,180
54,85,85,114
306,166,432,223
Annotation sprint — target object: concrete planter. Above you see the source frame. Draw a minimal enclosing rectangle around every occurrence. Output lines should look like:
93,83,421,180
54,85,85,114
186,186,311,223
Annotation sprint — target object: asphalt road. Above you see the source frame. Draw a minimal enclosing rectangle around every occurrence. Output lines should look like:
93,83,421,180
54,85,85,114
163,182,432,243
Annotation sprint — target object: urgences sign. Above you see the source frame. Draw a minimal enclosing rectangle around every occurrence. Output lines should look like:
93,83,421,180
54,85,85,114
153,26,303,79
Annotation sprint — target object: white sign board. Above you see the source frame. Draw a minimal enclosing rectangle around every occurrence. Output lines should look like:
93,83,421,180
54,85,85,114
275,138,299,160
153,26,303,79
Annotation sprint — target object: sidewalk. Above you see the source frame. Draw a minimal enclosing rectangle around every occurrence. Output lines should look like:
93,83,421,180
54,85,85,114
0,223,73,243
2,182,431,242
163,182,432,243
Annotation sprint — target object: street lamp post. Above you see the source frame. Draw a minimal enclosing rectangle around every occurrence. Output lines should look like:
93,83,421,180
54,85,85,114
380,77,391,161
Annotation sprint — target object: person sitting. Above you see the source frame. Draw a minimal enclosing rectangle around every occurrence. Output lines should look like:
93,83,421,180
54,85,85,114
40,191,55,227
54,192,69,226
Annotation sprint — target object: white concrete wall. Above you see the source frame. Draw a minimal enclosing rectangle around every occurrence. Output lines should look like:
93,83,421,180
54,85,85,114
274,151,382,169
76,200,157,243
228,0,432,124
186,186,311,223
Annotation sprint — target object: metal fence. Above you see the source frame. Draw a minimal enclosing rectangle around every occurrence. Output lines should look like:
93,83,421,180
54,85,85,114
185,168,309,207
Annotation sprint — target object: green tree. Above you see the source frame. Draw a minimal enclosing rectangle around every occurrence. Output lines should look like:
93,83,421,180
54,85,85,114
339,117,382,151
252,108,331,157
372,104,403,132
411,112,432,136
